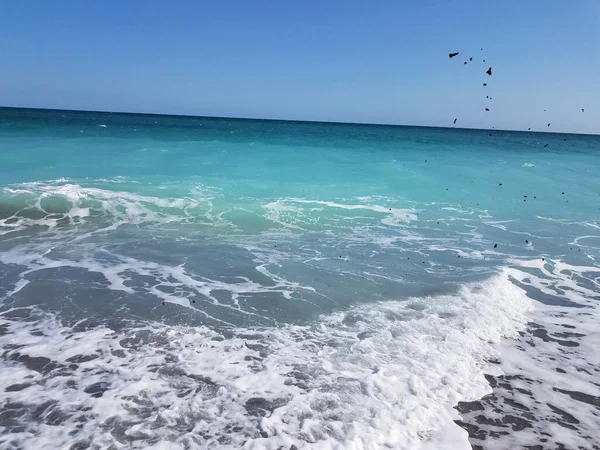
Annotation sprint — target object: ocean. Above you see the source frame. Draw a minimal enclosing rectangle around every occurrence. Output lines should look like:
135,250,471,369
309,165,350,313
0,107,599,450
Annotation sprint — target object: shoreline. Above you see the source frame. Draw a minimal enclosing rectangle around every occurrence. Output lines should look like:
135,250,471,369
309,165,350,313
455,319,599,449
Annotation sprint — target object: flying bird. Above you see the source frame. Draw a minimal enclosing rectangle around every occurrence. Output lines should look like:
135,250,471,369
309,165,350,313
469,57,473,61
454,118,457,124
582,108,585,112
483,83,487,86
485,108,490,111
449,52,459,58
547,123,551,127
486,67,492,76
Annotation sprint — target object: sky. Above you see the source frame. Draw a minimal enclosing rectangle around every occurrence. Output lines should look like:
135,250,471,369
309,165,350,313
1,0,599,134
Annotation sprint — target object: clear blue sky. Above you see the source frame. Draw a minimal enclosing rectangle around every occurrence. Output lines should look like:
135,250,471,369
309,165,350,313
1,0,599,133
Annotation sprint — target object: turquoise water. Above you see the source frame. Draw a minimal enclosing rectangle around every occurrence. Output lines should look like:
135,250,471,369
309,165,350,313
1,108,599,449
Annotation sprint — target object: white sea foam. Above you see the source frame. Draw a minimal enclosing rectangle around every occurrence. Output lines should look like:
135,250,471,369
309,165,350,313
0,182,221,237
93,176,139,184
483,220,514,232
454,248,486,260
299,199,417,223
458,259,600,449
0,242,314,325
0,269,533,450
263,198,417,231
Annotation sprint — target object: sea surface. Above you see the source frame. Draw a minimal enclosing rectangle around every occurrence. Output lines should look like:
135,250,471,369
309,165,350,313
0,107,599,450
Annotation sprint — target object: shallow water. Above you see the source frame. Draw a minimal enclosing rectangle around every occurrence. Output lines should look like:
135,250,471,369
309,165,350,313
1,108,599,449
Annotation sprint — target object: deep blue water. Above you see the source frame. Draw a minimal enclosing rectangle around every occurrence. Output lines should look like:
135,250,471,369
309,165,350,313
1,108,599,449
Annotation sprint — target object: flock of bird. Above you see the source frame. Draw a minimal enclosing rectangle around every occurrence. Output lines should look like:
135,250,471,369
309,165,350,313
445,50,588,254
447,49,585,141
448,49,497,129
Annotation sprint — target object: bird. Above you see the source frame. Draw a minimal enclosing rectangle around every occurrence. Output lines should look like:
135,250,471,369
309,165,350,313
544,144,549,148
483,83,487,86
486,95,489,99
486,67,492,76
449,52,459,58
528,128,531,130
494,243,498,248
469,57,473,61
464,61,467,65
485,108,490,111
547,123,551,127
582,108,585,112
454,118,457,124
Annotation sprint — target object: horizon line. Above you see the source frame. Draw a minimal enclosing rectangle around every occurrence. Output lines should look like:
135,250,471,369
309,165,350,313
1,105,597,137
